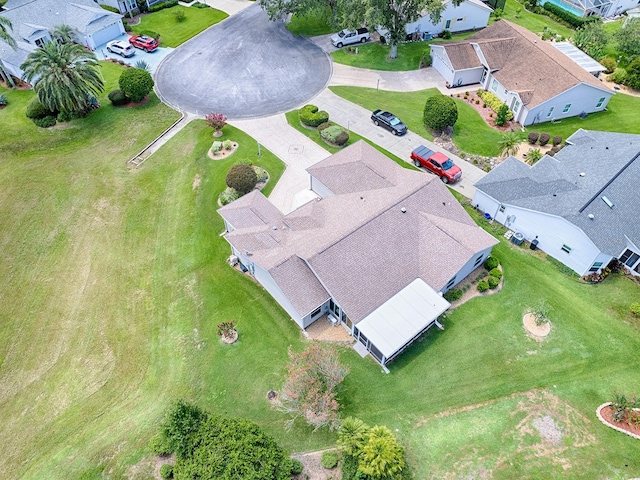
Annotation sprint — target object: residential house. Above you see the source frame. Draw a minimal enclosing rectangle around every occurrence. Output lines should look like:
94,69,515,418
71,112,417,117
100,0,164,16
0,0,125,80
539,0,639,19
472,129,640,277
218,141,498,368
430,20,614,125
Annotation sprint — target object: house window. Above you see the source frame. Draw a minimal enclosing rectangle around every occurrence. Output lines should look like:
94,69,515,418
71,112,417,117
513,101,520,112
562,103,572,113
445,19,451,29
504,88,508,94
369,343,384,362
445,277,456,290
473,254,484,267
561,244,572,253
596,97,606,108
588,262,603,272
547,106,554,118
456,17,464,21
311,306,322,319
620,249,640,267
35,37,47,47
491,79,498,92
499,204,506,213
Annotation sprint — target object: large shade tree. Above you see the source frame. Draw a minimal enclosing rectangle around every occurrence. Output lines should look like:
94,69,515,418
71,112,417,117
260,0,343,25
20,41,104,115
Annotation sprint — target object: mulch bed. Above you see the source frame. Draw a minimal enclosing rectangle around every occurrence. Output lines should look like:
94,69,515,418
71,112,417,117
450,91,521,131
599,405,640,438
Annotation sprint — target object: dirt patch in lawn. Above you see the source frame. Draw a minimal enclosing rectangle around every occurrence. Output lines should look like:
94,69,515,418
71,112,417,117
292,449,341,480
523,312,551,340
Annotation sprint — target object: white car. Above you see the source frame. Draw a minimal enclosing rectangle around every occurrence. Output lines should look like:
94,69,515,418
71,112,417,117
107,40,135,58
330,28,370,48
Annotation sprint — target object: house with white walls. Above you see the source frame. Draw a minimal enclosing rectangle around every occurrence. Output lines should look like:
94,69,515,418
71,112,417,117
472,129,640,277
218,142,498,368
430,20,614,125
401,0,492,39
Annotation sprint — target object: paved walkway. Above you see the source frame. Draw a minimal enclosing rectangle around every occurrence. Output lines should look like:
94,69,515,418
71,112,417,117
196,0,252,15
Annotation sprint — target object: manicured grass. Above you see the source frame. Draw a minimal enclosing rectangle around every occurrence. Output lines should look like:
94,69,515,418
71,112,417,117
131,5,228,47
522,93,640,140
284,110,416,169
331,32,475,71
499,0,575,38
287,9,332,36
329,86,503,156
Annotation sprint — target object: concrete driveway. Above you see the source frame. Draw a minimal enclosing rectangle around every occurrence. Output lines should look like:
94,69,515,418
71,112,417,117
96,34,173,74
155,3,331,118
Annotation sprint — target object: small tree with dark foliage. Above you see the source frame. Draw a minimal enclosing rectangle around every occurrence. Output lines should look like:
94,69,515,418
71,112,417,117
226,163,257,195
119,68,154,102
495,103,510,127
423,94,458,132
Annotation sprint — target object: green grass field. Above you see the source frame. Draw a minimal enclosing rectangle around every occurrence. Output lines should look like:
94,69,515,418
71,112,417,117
329,86,503,156
2,61,640,479
131,5,228,47
499,0,575,38
287,9,333,36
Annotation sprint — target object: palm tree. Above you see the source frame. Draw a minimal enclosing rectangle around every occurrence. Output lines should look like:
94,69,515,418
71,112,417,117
50,24,77,45
0,16,17,49
337,416,369,457
498,131,523,159
20,41,104,114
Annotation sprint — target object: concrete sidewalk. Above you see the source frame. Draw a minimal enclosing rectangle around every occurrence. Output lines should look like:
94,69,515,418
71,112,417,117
330,63,447,92
198,0,252,15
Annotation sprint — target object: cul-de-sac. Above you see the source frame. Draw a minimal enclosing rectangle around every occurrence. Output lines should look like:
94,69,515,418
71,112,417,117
1,0,639,478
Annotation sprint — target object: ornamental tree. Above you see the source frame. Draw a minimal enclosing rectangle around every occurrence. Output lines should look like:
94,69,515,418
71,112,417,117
423,94,458,132
495,103,510,127
225,163,257,195
359,425,406,480
278,343,349,431
205,112,227,134
118,67,154,103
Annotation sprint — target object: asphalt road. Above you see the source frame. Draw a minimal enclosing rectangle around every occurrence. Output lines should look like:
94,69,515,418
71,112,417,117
155,3,331,119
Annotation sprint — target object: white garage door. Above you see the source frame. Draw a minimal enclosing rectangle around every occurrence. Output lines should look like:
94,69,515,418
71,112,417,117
432,54,454,84
90,22,123,49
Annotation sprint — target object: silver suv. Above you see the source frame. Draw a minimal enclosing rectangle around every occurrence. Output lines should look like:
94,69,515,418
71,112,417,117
107,40,135,58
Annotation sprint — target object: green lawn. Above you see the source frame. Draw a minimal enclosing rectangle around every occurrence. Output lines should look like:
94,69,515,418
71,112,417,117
131,5,228,47
284,110,416,169
329,86,503,156
499,0,575,38
287,9,332,36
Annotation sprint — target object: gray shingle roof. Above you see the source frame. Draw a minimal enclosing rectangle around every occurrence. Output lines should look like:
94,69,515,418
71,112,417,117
475,129,640,255
270,255,330,317
220,141,498,322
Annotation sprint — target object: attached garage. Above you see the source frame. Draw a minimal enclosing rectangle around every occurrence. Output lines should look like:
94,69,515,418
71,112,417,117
88,21,124,50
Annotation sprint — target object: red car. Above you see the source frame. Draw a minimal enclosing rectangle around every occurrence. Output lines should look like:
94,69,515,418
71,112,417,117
410,145,462,184
129,34,159,52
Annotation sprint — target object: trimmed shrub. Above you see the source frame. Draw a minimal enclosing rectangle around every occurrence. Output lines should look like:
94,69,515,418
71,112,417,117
495,103,510,126
484,256,499,270
0,94,7,107
489,268,502,279
108,89,130,106
33,115,57,128
488,275,500,289
609,68,627,85
174,9,186,22
290,458,304,475
321,451,338,469
419,51,432,68
477,280,489,293
193,1,210,7
119,68,154,102
320,125,349,146
600,57,617,74
423,94,458,132
99,4,120,13
548,145,561,157
443,288,463,302
26,96,54,119
149,0,179,12
477,90,513,120
254,166,268,183
226,163,257,195
124,22,132,32
539,133,550,146
527,132,539,144
542,2,601,28
552,135,562,146
159,464,173,479
317,121,331,132
219,188,239,205
223,140,233,150
441,29,452,39
299,104,329,127
139,30,161,40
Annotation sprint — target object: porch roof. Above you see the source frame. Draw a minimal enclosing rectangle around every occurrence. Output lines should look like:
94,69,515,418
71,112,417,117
356,279,450,360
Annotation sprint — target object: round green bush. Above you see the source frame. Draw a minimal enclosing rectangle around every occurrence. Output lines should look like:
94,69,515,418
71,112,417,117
477,280,489,293
600,57,617,74
119,68,155,103
299,104,329,127
0,94,7,107
320,125,349,146
26,96,55,119
423,94,458,132
609,68,627,85
290,458,304,475
33,115,57,128
488,275,500,289
527,132,539,144
226,163,257,195
108,89,130,106
159,463,173,479
489,268,502,279
539,133,551,146
484,256,499,270
321,451,338,469
552,135,562,146
443,288,463,302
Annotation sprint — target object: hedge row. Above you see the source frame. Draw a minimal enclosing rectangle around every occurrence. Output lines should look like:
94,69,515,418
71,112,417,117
477,90,513,121
299,104,329,127
149,0,179,12
542,3,601,28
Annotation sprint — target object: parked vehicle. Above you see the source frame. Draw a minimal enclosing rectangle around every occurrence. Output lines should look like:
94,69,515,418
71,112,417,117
410,145,462,184
330,28,370,48
106,40,135,58
129,34,159,52
371,109,408,136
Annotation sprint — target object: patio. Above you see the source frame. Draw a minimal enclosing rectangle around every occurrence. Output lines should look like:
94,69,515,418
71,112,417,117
303,315,354,343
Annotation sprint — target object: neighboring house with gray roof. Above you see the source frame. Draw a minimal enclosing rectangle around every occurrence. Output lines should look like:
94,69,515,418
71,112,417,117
219,141,498,368
430,20,614,126
0,0,124,79
473,129,640,277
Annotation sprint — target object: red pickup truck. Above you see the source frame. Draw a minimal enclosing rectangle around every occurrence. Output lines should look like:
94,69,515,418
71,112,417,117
410,145,462,184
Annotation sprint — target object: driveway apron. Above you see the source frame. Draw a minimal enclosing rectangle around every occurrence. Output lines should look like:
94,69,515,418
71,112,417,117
154,3,331,118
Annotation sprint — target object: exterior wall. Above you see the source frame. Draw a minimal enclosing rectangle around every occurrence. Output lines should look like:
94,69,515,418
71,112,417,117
442,245,494,291
405,1,491,36
486,74,527,121
609,0,639,16
431,46,455,84
0,59,24,79
452,66,484,87
519,83,613,126
472,190,603,276
310,176,335,199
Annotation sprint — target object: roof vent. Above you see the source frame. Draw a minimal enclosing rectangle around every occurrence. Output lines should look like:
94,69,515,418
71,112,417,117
579,172,586,177
401,207,407,213
588,213,595,220
602,196,614,208
272,226,277,230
